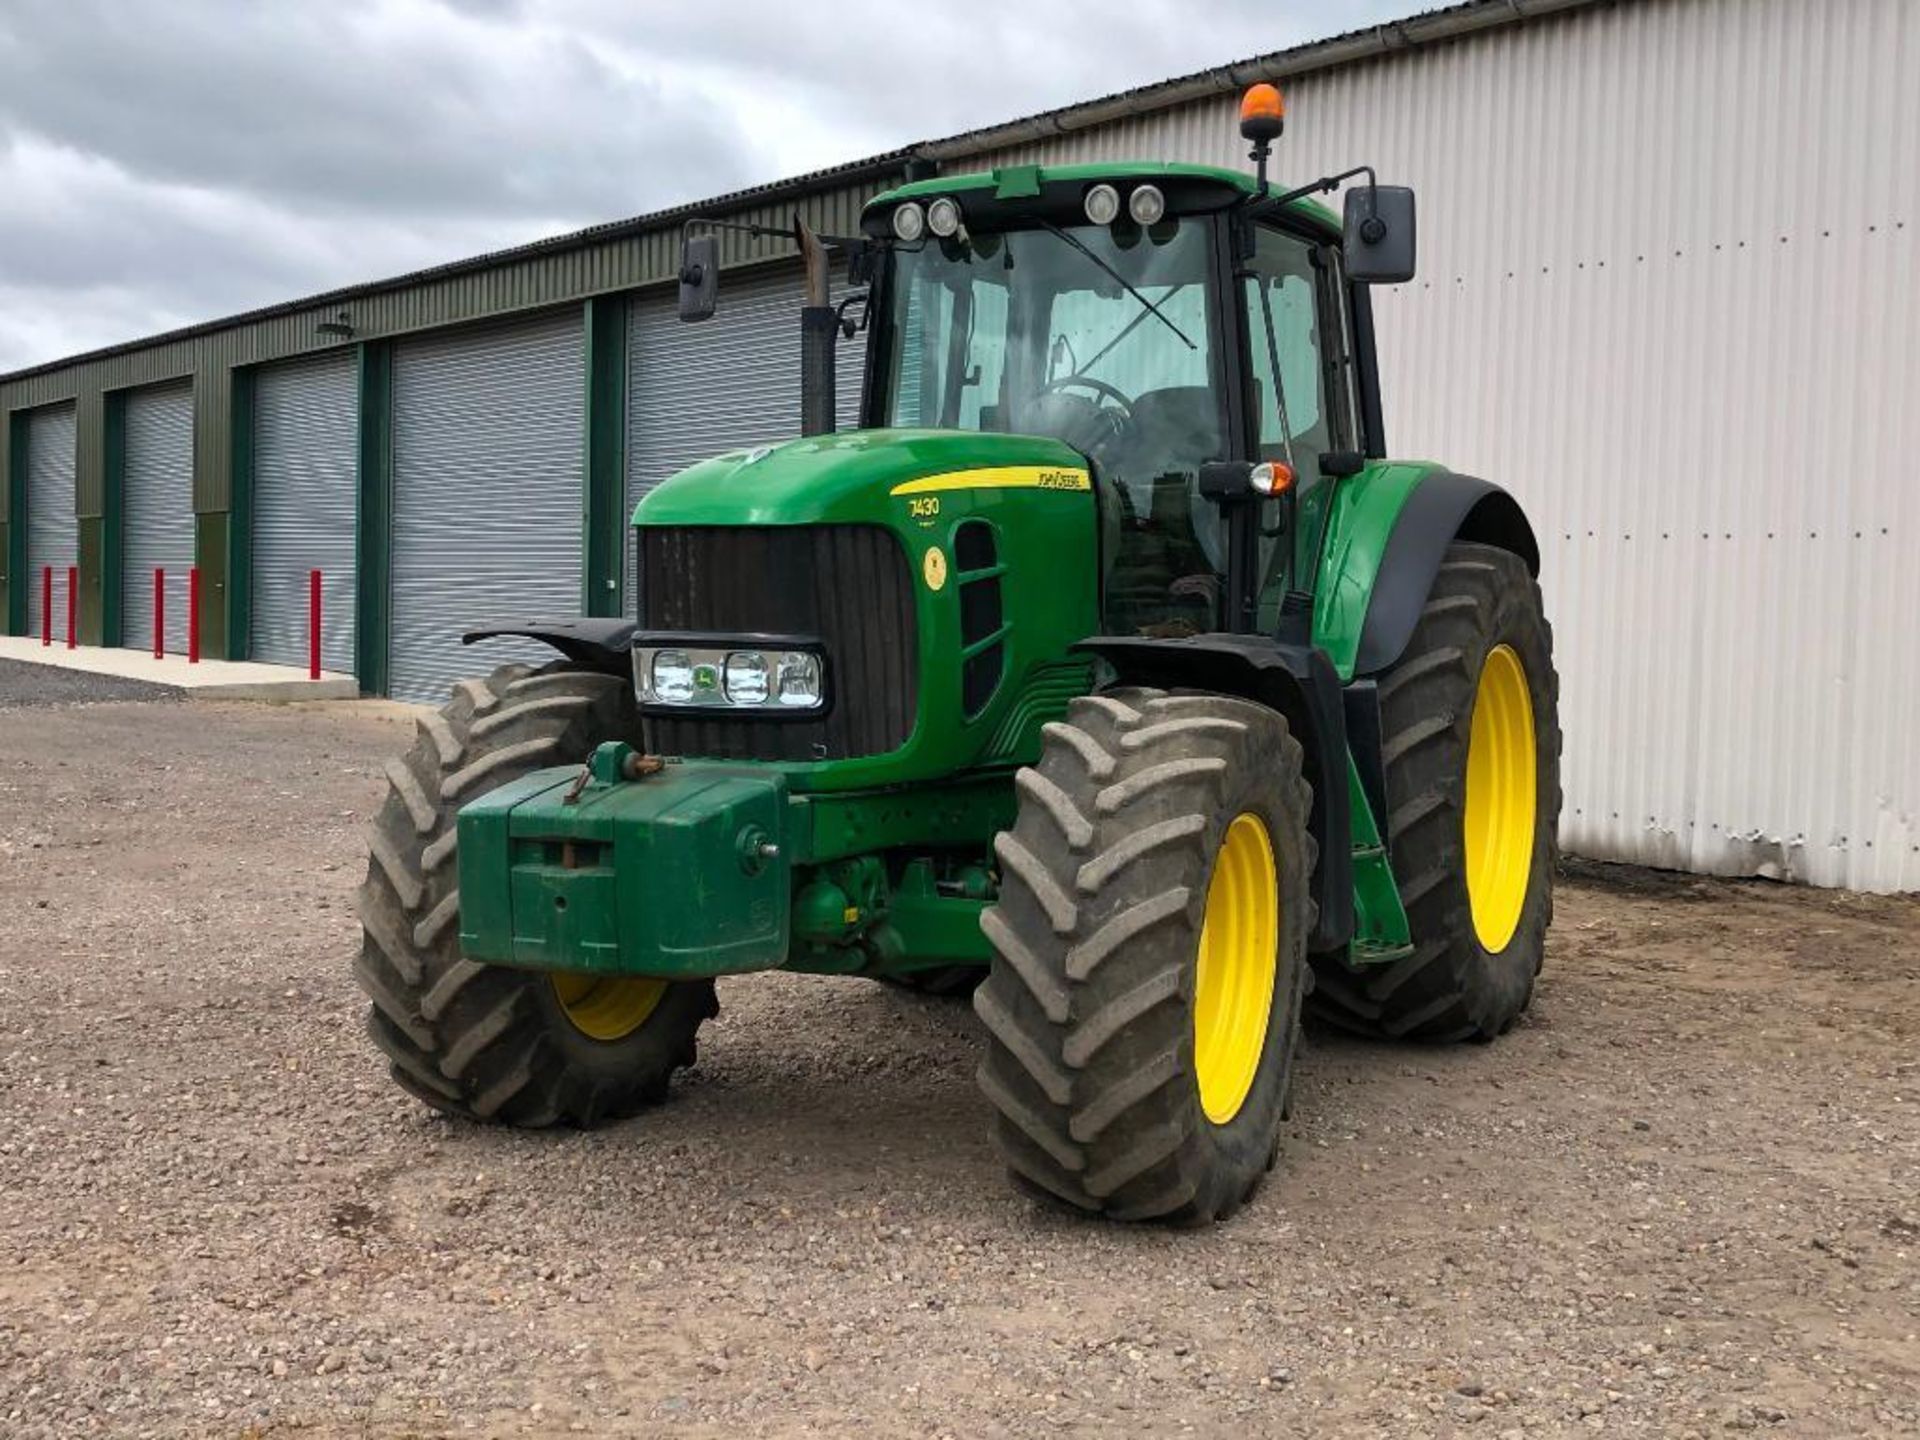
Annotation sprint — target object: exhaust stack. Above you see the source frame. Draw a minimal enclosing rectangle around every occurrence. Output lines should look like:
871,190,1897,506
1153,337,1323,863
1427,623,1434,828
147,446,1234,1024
796,216,836,437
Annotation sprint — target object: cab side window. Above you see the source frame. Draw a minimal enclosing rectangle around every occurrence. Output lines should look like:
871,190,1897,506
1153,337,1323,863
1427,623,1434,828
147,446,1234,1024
1241,226,1356,622
1242,226,1340,468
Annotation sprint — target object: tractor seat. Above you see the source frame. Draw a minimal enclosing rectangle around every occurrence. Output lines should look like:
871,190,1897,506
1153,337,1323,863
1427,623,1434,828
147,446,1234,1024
1102,386,1226,633
1123,386,1221,482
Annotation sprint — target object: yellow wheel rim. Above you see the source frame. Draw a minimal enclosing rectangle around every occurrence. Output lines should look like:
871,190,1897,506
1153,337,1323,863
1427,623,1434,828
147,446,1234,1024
1192,813,1280,1126
549,972,667,1042
1463,643,1538,953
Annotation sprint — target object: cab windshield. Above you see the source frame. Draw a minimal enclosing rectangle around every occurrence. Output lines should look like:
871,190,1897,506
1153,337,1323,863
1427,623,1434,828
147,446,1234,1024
879,218,1228,634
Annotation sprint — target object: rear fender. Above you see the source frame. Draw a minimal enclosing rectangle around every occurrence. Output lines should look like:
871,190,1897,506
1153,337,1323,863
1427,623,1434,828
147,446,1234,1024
1314,464,1540,680
1073,634,1352,954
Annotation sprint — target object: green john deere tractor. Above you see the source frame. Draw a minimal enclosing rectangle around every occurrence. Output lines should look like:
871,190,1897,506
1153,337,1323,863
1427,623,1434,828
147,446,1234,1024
356,84,1560,1225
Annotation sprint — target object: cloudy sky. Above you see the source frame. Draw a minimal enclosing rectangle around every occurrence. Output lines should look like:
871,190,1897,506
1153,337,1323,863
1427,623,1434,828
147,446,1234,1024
0,0,1406,374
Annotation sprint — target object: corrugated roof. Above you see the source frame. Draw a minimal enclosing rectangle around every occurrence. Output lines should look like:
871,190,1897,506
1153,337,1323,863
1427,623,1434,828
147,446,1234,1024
0,149,912,384
1,0,1609,385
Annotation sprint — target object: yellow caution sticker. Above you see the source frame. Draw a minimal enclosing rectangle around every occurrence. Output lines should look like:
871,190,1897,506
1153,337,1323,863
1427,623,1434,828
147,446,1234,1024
923,546,949,592
890,465,1091,496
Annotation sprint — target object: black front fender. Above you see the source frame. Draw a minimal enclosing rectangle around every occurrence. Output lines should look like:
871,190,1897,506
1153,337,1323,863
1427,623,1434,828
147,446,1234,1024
462,617,636,676
1072,633,1352,955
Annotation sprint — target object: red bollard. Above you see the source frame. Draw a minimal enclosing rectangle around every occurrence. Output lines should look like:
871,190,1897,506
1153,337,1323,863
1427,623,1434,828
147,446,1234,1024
188,567,200,664
154,568,165,660
41,567,52,646
308,569,322,680
66,567,77,649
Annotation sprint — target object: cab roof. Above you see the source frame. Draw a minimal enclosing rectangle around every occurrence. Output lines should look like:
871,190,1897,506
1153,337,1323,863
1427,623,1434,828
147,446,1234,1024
866,161,1340,234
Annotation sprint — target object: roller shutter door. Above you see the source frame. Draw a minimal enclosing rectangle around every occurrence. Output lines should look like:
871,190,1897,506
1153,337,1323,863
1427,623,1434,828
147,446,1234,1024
625,262,866,606
122,380,196,655
251,351,358,673
23,404,78,640
389,309,585,704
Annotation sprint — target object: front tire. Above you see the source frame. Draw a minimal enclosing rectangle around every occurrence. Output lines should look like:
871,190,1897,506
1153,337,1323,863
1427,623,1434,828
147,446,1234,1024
1310,542,1561,1041
975,689,1314,1225
355,663,717,1126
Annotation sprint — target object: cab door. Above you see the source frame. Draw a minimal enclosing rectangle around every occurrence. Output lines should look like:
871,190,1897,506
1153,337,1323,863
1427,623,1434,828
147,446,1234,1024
1237,223,1362,629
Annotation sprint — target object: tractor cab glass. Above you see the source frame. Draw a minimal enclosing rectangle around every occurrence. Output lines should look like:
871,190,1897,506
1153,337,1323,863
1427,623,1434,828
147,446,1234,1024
879,218,1228,636
1239,223,1359,628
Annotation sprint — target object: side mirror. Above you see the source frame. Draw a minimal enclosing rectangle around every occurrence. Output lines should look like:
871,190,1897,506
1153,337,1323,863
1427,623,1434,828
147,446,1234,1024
678,233,718,323
1343,185,1416,284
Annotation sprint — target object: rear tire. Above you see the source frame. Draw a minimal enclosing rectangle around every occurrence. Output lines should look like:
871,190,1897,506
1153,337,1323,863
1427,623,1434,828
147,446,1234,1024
356,663,717,1126
1310,542,1561,1041
976,689,1314,1224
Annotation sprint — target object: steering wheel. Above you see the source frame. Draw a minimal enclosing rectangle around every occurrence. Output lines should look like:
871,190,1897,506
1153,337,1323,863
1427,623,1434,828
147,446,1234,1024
1037,374,1135,422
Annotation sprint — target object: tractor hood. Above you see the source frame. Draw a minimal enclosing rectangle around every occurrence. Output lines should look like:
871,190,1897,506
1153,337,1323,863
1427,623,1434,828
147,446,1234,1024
632,428,1091,528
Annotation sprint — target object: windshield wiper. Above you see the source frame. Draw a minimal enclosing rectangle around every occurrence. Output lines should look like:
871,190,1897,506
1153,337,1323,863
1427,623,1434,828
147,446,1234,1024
1034,219,1197,351
1080,284,1187,377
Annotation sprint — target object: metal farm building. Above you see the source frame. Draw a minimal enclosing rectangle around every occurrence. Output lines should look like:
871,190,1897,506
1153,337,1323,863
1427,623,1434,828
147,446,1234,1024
2,0,1914,892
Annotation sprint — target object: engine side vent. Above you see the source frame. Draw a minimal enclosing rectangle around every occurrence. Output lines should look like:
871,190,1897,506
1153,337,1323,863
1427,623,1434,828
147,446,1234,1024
954,520,1006,719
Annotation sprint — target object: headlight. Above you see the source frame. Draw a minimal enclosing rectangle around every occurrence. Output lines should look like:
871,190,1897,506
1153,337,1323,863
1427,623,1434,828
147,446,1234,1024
1083,183,1121,226
926,196,962,238
634,639,827,714
1128,183,1166,225
651,650,695,703
724,651,770,705
776,651,823,708
891,202,926,242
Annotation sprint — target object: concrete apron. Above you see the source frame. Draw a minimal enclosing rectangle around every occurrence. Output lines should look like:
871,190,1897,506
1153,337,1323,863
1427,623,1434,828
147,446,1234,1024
0,635,360,701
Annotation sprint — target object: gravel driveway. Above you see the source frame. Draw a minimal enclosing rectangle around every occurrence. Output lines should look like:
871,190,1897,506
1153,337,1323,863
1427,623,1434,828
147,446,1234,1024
0,657,180,709
0,690,1915,1437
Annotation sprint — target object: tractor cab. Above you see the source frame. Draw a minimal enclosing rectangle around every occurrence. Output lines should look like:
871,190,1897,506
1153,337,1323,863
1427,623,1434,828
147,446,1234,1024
860,163,1344,639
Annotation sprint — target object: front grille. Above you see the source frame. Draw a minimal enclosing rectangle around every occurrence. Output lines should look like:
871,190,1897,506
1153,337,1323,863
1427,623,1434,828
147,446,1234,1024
635,524,917,761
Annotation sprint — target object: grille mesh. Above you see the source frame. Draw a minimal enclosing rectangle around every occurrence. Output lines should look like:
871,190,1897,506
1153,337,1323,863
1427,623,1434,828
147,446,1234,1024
636,525,917,761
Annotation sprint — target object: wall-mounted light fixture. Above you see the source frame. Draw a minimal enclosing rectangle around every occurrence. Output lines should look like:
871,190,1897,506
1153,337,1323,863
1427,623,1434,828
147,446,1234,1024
316,310,355,339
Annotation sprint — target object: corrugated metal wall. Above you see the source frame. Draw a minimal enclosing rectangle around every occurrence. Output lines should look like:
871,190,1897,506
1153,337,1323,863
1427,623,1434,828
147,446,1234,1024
388,309,586,704
969,0,1918,890
120,380,196,656
24,404,78,639
252,351,358,673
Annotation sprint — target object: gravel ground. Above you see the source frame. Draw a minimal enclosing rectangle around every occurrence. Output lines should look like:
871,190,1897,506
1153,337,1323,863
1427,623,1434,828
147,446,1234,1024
0,657,181,709
0,690,1915,1438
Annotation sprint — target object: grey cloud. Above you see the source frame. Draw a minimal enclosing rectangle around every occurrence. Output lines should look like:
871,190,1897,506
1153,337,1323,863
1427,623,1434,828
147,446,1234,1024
0,1,762,221
0,0,1408,373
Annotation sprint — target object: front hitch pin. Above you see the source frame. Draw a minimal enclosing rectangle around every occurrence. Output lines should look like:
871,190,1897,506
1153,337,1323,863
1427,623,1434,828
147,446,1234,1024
563,744,667,805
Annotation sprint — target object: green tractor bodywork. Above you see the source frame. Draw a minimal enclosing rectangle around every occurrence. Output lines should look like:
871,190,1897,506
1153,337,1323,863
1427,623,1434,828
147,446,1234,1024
451,158,1535,984
459,427,1104,982
454,428,1461,980
369,136,1557,1221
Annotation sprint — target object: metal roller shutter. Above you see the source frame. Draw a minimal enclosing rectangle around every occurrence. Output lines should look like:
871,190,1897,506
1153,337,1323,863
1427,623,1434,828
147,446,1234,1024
624,262,867,606
121,380,196,655
24,404,77,640
251,351,358,673
389,309,585,704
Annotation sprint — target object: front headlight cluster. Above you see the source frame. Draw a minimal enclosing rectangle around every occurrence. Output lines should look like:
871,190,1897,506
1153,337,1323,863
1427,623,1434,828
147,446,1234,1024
634,643,826,713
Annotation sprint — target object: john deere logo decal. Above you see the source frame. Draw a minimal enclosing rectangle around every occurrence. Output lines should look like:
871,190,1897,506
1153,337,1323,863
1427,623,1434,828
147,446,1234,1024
923,547,948,592
890,465,1092,496
693,664,720,692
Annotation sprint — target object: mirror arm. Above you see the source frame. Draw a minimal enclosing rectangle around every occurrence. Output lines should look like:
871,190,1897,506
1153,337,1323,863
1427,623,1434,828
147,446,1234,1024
833,291,870,339
1245,164,1377,222
679,216,871,257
